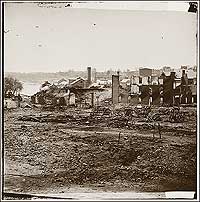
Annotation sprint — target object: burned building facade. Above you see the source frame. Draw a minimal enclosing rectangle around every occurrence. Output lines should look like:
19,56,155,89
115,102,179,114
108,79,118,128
111,67,197,106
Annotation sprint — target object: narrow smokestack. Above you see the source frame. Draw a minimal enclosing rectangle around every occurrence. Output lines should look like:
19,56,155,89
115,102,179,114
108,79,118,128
87,67,92,86
94,68,97,83
112,75,119,104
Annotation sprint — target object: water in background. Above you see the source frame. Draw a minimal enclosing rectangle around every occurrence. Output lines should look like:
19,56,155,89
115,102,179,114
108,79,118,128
21,82,41,96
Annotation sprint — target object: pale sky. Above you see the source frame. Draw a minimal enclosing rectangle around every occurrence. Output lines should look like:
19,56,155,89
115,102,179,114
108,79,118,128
4,2,197,72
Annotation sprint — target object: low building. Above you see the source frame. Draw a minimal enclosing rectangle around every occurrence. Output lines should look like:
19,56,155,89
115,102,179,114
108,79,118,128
139,68,153,77
70,77,86,89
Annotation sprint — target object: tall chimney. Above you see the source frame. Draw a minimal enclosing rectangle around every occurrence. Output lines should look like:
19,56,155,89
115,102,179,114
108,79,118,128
94,68,97,83
112,75,119,104
87,67,92,86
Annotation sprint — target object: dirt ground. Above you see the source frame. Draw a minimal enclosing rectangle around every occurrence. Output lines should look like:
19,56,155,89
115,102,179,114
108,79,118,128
3,105,197,199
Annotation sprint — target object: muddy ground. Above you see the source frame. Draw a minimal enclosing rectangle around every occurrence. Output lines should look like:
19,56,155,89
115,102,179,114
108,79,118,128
3,105,197,198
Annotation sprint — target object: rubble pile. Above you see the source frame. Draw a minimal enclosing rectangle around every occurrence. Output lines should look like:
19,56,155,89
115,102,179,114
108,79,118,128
17,105,196,133
4,105,197,193
4,114,196,192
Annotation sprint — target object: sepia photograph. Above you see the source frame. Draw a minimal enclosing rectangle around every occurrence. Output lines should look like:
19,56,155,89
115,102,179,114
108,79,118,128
1,1,199,200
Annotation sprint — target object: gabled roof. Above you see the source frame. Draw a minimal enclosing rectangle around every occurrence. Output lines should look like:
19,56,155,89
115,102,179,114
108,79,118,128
58,78,68,84
70,77,85,86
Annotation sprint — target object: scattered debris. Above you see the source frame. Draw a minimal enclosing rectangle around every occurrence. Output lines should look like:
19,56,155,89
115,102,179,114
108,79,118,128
4,104,197,193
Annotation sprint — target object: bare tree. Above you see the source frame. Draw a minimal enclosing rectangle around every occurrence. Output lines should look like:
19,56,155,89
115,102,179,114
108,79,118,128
4,77,23,96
